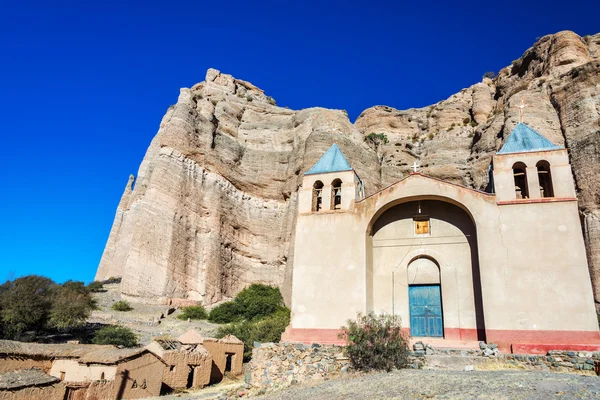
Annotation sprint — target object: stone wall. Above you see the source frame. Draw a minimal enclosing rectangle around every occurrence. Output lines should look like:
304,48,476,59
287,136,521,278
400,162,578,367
249,342,600,390
501,351,599,373
410,348,599,374
249,343,350,388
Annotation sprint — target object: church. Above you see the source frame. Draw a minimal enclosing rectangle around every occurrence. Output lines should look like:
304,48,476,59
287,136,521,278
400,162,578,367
282,123,600,354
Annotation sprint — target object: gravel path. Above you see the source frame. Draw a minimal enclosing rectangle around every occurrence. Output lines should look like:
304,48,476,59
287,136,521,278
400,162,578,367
257,370,600,400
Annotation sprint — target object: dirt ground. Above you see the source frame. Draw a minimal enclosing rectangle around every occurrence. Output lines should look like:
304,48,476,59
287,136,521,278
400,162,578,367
254,370,600,400
88,283,220,344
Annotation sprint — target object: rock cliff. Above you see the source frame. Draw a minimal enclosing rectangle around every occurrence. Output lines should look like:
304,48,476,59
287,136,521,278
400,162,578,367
96,31,600,308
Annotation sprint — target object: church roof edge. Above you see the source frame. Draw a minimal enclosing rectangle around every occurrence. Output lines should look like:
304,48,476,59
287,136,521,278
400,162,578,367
357,172,494,204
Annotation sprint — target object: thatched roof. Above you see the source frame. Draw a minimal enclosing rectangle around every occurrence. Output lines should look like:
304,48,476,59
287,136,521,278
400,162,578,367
146,340,210,360
0,369,59,390
0,340,160,365
153,339,182,351
78,347,149,365
0,340,107,359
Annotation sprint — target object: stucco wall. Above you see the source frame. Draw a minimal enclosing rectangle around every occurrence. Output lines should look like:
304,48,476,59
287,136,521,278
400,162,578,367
158,350,211,389
291,210,367,329
114,352,164,399
202,340,243,383
50,359,116,382
0,357,52,373
484,201,597,332
84,380,116,400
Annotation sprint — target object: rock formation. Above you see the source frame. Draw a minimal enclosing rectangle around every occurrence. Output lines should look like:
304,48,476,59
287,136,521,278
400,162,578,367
96,31,600,309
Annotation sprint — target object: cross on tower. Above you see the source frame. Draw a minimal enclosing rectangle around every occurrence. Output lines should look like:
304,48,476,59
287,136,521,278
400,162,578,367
411,161,420,173
510,98,528,123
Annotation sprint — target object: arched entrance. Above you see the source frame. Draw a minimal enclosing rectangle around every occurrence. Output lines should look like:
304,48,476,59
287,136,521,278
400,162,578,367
407,256,443,337
368,199,486,341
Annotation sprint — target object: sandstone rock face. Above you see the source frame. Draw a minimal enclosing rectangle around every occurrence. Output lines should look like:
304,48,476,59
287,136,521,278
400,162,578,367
97,32,600,308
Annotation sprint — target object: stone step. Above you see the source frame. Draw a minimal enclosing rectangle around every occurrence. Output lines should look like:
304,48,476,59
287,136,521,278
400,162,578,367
422,355,487,371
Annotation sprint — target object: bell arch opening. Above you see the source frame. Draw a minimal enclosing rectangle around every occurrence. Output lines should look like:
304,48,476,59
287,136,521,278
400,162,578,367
536,160,554,198
512,162,529,199
367,199,486,341
312,180,324,212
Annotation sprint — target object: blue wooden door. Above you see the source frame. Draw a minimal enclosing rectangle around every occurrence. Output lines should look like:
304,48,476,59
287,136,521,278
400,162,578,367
409,285,443,337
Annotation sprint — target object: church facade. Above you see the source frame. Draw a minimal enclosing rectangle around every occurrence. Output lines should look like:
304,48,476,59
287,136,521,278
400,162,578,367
282,123,600,354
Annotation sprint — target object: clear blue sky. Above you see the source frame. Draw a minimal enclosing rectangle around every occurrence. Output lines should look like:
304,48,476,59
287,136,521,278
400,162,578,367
0,0,598,284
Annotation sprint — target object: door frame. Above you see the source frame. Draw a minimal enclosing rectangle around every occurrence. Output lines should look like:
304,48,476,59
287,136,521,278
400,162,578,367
408,283,444,338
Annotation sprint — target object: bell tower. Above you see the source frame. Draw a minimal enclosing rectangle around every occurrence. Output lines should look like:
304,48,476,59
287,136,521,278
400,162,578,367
492,123,575,203
298,144,363,214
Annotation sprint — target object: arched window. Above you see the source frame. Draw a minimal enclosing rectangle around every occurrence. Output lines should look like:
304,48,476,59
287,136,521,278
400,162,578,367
312,181,324,212
512,162,529,199
536,160,554,198
331,179,342,210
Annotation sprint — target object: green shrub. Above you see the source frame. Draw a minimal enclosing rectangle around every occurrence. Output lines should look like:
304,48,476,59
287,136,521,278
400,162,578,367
208,284,286,323
0,276,100,339
49,281,96,330
87,281,104,292
365,133,389,146
177,305,208,320
102,277,121,284
216,308,290,361
0,276,55,338
208,301,241,324
235,284,286,321
470,120,478,127
111,300,133,312
93,325,138,347
483,71,497,79
339,312,409,372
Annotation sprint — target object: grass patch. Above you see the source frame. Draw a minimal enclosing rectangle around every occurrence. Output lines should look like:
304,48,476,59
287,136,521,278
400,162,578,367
111,300,133,312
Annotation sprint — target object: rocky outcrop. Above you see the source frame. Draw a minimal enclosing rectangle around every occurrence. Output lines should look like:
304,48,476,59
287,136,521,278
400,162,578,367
97,31,600,308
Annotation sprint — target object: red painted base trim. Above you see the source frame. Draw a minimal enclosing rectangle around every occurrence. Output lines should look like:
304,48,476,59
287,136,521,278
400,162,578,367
512,343,600,355
280,328,346,345
282,327,600,354
443,328,479,341
486,329,600,354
